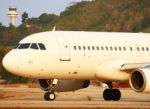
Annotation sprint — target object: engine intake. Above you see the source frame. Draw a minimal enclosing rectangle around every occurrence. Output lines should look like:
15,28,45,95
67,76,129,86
129,68,150,92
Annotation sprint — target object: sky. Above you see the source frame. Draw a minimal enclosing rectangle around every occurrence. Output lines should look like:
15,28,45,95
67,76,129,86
0,0,84,26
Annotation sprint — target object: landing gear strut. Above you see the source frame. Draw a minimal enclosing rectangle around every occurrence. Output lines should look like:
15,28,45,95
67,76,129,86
44,79,58,101
103,81,121,101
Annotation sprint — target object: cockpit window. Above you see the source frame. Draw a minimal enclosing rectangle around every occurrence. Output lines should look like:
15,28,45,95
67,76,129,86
15,44,20,49
18,43,30,49
16,43,46,50
30,43,39,50
38,43,46,50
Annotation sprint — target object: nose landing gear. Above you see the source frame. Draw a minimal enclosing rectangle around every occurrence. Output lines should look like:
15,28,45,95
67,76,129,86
44,91,56,101
103,81,121,101
44,79,58,101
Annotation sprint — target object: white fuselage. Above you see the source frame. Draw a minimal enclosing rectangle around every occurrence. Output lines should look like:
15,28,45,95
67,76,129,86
2,31,150,81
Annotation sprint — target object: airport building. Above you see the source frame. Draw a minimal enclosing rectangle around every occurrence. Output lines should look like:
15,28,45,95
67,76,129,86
8,6,18,26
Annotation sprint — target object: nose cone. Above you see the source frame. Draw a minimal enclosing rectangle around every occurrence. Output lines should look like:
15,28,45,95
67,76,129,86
2,51,17,73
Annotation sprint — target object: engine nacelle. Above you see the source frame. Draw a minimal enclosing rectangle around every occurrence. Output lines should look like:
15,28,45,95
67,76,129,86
38,79,90,92
129,68,150,93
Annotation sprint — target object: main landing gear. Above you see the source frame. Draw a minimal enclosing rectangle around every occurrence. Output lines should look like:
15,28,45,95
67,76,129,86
44,79,58,101
103,81,121,101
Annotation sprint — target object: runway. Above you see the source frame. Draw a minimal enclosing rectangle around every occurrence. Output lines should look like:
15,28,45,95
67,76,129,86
0,85,150,109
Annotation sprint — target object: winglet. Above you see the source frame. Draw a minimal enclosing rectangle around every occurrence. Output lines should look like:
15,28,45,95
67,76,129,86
52,26,56,31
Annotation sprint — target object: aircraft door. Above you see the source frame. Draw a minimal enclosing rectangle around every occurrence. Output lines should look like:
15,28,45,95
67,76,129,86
57,36,71,61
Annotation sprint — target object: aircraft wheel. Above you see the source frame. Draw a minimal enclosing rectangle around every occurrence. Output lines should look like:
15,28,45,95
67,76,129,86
103,89,121,101
111,89,121,101
44,91,56,101
103,89,112,101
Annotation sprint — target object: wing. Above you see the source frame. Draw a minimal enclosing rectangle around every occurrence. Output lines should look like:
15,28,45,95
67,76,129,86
120,62,150,71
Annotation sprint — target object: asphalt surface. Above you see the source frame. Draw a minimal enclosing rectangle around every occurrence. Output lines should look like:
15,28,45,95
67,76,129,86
0,85,150,109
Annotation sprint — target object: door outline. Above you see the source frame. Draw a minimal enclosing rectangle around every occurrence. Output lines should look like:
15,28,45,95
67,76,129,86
57,36,71,61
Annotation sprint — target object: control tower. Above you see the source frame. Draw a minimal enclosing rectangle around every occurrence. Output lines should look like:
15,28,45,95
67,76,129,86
8,6,18,26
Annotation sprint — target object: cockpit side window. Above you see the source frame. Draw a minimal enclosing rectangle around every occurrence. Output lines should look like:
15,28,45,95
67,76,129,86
30,43,39,50
15,44,20,49
38,43,46,50
18,43,30,49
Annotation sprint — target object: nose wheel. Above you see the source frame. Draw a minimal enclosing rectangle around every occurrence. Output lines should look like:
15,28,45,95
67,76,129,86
44,79,58,101
102,81,121,101
44,91,56,101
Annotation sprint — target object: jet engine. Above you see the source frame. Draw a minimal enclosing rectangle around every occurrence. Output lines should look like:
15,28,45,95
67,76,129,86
38,79,90,92
129,68,150,92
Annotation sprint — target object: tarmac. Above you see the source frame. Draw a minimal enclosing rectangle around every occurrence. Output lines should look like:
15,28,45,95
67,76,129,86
0,85,150,109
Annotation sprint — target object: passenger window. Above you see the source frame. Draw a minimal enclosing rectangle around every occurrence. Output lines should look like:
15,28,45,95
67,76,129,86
114,47,117,51
142,47,145,51
137,47,140,51
110,47,113,51
30,43,39,50
38,43,46,50
88,46,90,50
119,47,121,51
74,46,76,50
18,43,30,49
101,47,104,51
105,47,108,51
146,47,149,51
123,47,126,51
97,46,99,50
130,47,133,51
83,46,86,50
78,46,81,50
92,46,95,50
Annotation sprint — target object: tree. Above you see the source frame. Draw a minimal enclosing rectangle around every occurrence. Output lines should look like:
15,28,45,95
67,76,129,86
22,12,29,23
39,13,57,24
0,22,6,30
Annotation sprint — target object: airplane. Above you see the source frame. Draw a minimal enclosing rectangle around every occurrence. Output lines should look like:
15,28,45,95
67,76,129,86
2,30,150,101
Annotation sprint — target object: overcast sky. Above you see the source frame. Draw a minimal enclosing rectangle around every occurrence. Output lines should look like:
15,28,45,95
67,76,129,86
0,0,84,26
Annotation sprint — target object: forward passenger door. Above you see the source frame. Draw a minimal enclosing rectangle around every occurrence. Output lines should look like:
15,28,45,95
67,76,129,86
57,36,71,61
